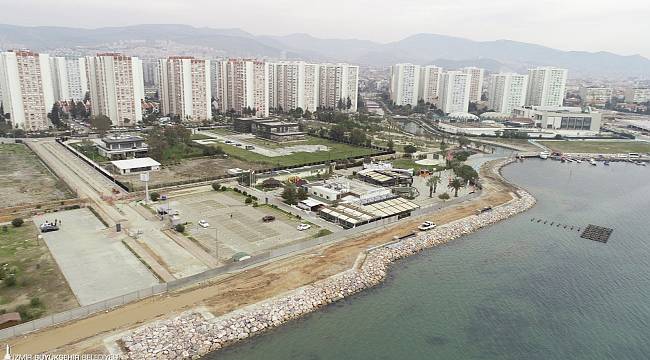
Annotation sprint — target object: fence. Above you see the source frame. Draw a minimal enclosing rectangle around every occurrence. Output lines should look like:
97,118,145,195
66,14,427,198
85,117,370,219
0,283,168,340
55,138,131,192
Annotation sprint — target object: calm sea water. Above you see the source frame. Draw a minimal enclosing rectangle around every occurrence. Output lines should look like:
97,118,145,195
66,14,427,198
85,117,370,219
206,160,650,360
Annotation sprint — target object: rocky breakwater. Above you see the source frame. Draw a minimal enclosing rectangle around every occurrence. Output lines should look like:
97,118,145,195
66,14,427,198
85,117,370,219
121,161,535,359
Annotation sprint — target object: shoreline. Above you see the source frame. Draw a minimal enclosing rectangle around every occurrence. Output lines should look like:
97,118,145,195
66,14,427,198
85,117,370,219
120,158,536,359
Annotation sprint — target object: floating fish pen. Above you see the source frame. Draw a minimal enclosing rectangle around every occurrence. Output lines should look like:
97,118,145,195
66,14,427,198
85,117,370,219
580,224,613,243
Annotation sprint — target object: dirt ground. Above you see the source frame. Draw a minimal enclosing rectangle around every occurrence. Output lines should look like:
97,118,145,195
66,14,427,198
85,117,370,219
0,144,73,208
8,160,517,354
0,222,78,320
114,157,264,190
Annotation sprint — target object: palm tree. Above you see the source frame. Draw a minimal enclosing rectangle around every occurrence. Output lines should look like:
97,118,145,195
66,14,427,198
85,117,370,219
426,173,441,197
448,177,463,197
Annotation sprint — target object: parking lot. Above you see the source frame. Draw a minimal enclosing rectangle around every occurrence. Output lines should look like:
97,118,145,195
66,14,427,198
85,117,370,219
168,191,319,261
33,208,159,305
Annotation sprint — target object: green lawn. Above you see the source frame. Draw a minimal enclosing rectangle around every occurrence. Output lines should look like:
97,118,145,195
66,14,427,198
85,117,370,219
538,140,650,154
71,142,109,163
211,136,378,167
0,223,78,320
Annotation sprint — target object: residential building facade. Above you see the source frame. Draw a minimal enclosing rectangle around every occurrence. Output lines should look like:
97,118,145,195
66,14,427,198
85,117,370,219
0,50,55,131
488,73,528,115
579,87,612,107
525,67,568,107
85,53,144,126
438,71,471,114
462,67,485,103
50,57,88,101
158,56,212,121
419,65,442,105
389,63,420,106
624,87,650,104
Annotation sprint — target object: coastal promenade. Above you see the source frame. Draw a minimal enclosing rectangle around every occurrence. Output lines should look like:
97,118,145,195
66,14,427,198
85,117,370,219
7,157,527,355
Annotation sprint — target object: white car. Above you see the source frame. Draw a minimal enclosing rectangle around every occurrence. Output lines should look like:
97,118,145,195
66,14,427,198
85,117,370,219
198,220,210,228
418,221,436,231
297,223,312,231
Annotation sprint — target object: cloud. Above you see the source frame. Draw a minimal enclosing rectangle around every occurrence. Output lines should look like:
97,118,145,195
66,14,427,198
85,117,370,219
0,0,648,57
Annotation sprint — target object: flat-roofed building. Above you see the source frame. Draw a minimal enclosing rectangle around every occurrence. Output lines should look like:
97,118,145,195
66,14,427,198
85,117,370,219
158,56,211,122
512,106,601,132
525,67,568,107
390,63,420,106
0,50,55,131
96,133,148,159
439,71,471,114
50,57,88,101
85,53,144,126
462,67,485,103
624,87,650,104
419,65,442,105
579,86,612,107
111,157,160,175
488,73,528,115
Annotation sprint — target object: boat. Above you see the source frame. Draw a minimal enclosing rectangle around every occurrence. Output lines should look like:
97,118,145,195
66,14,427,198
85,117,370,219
589,158,597,166
604,161,610,166
576,159,583,164
539,151,550,159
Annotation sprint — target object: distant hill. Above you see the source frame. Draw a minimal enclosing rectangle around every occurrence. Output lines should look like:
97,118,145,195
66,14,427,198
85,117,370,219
0,24,648,78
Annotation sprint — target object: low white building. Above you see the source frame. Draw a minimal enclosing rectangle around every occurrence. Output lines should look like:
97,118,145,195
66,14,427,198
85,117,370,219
111,157,161,175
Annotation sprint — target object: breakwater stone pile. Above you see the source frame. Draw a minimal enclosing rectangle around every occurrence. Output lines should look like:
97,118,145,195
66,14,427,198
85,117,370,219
121,160,536,359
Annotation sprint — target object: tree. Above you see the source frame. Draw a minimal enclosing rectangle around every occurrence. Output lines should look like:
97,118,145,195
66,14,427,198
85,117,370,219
90,115,112,135
448,178,464,197
337,98,345,110
457,136,471,147
387,139,394,150
211,182,221,191
174,223,185,233
403,144,417,155
346,96,352,110
48,103,65,129
426,174,441,197
349,128,366,145
297,187,308,201
329,125,346,141
150,192,160,202
11,218,24,227
281,185,298,205
438,192,450,202
454,165,479,185
303,109,312,119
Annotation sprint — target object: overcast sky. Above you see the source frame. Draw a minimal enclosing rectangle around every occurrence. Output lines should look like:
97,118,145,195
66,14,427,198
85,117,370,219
2,0,649,57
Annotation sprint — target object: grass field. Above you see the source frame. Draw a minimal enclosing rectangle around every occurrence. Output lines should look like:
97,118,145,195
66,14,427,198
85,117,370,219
538,140,650,154
212,136,379,167
0,222,78,321
0,144,73,208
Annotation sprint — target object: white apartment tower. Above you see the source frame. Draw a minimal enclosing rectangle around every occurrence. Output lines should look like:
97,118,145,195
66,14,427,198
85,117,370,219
267,61,321,113
0,50,55,131
158,57,212,121
488,73,529,115
462,67,485,103
525,67,568,107
50,57,88,101
438,71,471,114
318,63,358,112
85,53,144,126
419,65,442,105
218,59,269,117
390,63,420,106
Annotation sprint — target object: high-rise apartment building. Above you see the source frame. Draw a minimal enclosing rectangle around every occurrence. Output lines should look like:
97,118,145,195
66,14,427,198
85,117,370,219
525,67,568,107
389,63,420,106
158,57,212,121
50,57,88,101
317,63,358,112
0,50,55,130
142,59,160,87
267,61,319,112
215,59,269,117
462,67,485,103
488,73,528,115
438,71,471,114
85,53,144,126
419,65,442,105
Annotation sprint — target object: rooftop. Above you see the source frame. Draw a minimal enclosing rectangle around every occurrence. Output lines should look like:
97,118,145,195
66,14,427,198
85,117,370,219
111,157,161,170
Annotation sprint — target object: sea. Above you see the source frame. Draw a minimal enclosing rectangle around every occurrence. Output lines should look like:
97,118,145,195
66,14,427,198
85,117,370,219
205,158,650,360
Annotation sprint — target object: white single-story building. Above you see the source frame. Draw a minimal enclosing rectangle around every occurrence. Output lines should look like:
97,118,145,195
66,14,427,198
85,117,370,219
111,157,161,175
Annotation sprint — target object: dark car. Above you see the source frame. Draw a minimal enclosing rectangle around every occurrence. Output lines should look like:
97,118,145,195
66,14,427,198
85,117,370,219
262,215,276,222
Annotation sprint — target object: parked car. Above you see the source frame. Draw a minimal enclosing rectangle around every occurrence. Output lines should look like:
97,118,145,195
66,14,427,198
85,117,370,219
198,220,210,228
39,222,59,233
262,215,276,222
245,145,255,150
297,223,311,231
418,221,436,231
